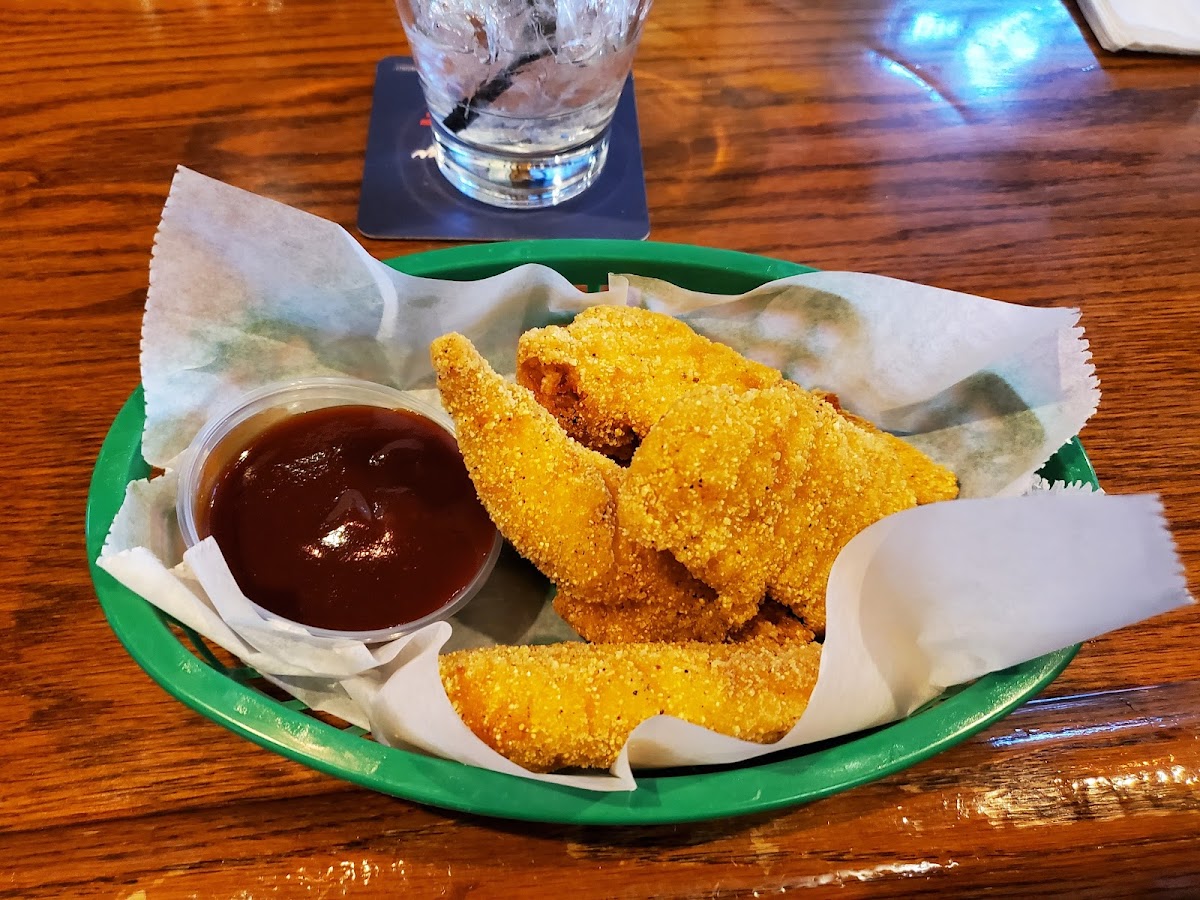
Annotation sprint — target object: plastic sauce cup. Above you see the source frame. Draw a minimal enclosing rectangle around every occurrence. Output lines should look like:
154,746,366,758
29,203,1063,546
176,377,502,642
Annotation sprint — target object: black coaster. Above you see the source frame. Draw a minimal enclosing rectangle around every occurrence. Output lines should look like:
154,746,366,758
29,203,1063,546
357,57,651,241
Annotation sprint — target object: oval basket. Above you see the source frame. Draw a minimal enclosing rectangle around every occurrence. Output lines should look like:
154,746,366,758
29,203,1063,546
85,240,1096,826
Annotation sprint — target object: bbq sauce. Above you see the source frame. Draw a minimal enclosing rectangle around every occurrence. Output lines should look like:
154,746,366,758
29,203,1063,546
202,405,496,632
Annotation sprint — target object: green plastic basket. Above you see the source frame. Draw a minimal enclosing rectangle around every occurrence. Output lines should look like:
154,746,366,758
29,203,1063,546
85,240,1095,826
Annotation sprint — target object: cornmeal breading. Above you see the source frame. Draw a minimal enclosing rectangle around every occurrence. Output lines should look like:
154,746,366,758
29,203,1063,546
430,310,957,773
518,306,957,504
431,332,620,596
431,333,751,643
516,305,783,459
621,383,955,634
836,407,961,505
439,637,822,772
617,384,817,617
770,397,925,632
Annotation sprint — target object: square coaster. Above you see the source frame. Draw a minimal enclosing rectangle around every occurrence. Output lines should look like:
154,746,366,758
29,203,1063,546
357,57,650,242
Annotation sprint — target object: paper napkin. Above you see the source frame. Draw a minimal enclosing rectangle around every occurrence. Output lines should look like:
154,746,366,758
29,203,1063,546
1078,0,1200,54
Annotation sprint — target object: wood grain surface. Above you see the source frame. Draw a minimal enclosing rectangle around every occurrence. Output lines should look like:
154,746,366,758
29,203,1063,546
3,0,1199,896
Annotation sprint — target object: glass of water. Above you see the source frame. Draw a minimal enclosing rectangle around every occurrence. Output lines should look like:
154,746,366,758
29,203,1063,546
393,0,653,209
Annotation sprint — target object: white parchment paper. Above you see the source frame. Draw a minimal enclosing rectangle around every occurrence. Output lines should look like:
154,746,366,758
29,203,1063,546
99,167,1191,792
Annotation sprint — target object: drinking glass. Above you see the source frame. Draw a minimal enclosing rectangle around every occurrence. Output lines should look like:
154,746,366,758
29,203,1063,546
393,0,653,209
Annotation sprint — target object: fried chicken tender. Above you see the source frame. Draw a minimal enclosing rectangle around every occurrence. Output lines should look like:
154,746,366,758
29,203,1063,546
431,333,749,643
519,306,958,504
885,436,960,505
621,384,958,635
833,405,961,505
516,305,783,459
431,332,619,596
438,636,822,772
429,315,956,773
548,533,753,644
615,383,819,617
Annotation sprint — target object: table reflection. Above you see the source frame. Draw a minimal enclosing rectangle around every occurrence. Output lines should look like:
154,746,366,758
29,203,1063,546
877,1,1101,105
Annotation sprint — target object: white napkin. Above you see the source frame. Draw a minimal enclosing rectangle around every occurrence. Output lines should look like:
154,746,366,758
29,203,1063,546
1078,0,1200,54
97,168,1191,792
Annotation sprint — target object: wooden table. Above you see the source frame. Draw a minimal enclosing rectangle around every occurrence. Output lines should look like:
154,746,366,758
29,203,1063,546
4,0,1198,895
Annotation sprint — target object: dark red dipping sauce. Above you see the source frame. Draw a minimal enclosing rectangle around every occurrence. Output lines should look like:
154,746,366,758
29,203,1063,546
200,405,496,633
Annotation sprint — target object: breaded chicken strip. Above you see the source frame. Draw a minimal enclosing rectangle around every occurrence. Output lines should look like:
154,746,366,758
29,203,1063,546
439,636,822,772
431,332,619,596
519,306,959,504
886,435,960,505
616,383,820,617
830,402,961,505
431,333,751,643
516,305,783,459
770,395,931,633
621,384,957,635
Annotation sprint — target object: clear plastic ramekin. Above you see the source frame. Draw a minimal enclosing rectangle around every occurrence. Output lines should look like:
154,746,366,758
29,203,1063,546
175,376,502,642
